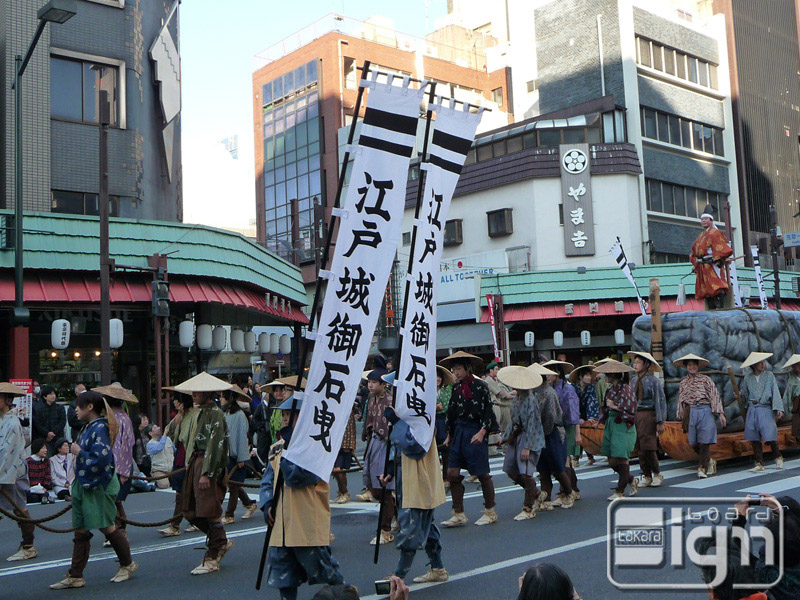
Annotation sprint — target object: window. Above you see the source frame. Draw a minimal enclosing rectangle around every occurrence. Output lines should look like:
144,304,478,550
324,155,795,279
635,36,718,90
645,178,728,219
538,129,561,146
526,79,538,93
640,107,724,156
343,57,357,90
492,87,504,106
487,208,513,237
402,231,411,246
443,219,463,246
86,0,124,6
51,53,123,126
506,246,530,272
52,191,119,216
476,143,493,161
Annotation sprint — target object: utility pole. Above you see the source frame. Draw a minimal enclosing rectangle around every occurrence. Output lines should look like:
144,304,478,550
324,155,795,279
99,91,112,385
770,204,783,310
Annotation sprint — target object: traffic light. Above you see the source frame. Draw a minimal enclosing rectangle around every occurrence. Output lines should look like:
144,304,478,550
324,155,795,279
152,274,170,317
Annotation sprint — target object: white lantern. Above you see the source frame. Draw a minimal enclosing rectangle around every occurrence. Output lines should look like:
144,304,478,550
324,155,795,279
279,334,292,355
109,318,124,349
553,331,564,348
580,330,591,346
614,329,626,345
258,332,270,354
244,331,257,353
212,326,227,351
179,320,194,348
51,319,71,349
269,333,279,355
524,331,535,348
231,329,245,353
197,324,213,350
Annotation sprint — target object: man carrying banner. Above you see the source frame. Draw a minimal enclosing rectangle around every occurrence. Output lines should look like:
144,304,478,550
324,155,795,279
259,394,345,600
440,351,498,527
381,404,448,584
361,363,396,545
690,204,733,309
172,372,233,575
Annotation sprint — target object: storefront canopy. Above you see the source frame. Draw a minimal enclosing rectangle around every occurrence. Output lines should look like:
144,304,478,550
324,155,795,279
0,211,308,325
479,263,800,323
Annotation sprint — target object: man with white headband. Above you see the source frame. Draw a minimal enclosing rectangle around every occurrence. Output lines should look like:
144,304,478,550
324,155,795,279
690,203,733,309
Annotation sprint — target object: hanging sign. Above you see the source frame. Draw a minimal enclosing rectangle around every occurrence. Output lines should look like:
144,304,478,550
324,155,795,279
284,73,428,480
394,98,482,449
560,144,595,256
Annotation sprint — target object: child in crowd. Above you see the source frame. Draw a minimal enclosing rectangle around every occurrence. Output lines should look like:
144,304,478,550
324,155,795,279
26,438,54,504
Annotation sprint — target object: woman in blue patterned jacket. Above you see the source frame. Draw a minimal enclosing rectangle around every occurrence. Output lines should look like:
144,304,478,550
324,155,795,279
50,391,137,590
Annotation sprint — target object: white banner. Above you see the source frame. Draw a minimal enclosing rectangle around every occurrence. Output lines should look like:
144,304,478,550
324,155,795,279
395,99,482,449
750,245,768,309
728,251,743,308
284,74,427,480
610,238,647,316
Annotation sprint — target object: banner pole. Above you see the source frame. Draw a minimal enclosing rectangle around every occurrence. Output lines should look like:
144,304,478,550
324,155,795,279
373,82,437,564
255,59,373,590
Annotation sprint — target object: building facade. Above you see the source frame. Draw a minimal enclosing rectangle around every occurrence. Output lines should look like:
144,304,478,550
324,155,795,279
0,0,182,221
705,0,800,263
251,14,512,283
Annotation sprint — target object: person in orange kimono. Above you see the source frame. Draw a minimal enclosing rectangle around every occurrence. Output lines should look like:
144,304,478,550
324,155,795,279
690,204,733,309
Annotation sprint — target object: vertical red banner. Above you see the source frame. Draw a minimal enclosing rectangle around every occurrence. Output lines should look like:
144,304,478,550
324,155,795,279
485,294,501,363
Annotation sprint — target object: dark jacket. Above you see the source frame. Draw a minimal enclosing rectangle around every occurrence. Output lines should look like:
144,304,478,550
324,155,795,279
33,399,67,454
251,401,272,462
67,400,82,441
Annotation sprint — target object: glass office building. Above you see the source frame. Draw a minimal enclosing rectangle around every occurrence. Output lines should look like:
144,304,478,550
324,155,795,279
262,59,323,261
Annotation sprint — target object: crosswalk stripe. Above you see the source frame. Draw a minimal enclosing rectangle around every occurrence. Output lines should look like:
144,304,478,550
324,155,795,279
737,474,800,495
673,458,800,490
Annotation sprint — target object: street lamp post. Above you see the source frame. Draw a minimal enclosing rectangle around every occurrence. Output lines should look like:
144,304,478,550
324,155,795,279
9,0,76,377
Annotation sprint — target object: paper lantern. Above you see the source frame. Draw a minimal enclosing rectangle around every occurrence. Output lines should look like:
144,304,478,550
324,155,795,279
580,330,591,346
231,329,245,353
614,329,625,345
109,318,124,349
179,321,194,348
258,332,270,354
524,332,534,348
197,324,212,350
244,331,257,353
279,334,292,355
51,319,71,349
553,331,564,348
269,333,279,355
212,326,227,351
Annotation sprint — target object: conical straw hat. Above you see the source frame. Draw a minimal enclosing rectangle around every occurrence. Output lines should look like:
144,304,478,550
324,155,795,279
782,354,800,370
93,383,138,404
497,365,542,390
0,382,26,397
439,351,483,370
527,363,558,376
594,358,615,366
593,360,635,374
172,371,233,394
228,384,252,401
541,359,575,374
740,352,773,370
628,351,662,373
436,365,456,387
568,363,596,383
673,353,710,369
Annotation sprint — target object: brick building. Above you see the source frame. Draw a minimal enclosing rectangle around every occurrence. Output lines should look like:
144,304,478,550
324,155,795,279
251,14,512,284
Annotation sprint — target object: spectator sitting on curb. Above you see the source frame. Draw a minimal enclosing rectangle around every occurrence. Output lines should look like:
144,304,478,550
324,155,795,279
146,425,175,490
26,438,54,504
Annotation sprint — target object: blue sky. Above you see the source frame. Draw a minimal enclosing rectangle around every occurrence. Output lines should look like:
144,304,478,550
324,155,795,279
179,0,448,227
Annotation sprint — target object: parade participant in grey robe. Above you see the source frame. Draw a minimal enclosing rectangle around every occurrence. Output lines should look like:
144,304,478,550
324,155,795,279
739,352,784,472
497,366,545,521
629,352,667,488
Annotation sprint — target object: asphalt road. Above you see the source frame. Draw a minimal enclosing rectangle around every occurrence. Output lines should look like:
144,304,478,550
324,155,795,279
2,449,799,600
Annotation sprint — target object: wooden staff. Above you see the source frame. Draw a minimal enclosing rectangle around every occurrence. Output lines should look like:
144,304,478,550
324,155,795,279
727,365,747,421
649,278,664,369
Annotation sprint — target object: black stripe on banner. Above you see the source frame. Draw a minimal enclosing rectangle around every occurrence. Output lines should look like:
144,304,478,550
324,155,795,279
359,135,414,158
432,128,472,156
363,107,418,137
429,153,463,174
